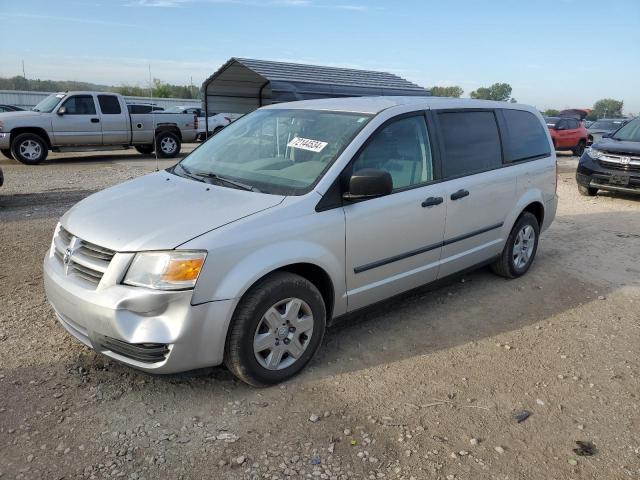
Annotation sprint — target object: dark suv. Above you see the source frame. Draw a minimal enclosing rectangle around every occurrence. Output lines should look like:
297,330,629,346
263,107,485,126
576,117,640,196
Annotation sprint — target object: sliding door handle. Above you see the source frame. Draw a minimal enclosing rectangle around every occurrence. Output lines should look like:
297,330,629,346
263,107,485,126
450,189,469,200
421,196,443,208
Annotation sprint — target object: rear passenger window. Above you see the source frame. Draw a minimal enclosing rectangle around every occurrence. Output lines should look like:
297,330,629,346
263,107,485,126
437,111,502,178
501,110,550,162
98,95,121,115
352,115,433,190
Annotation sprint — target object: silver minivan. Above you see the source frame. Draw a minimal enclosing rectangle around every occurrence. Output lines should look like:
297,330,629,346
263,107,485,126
44,97,558,386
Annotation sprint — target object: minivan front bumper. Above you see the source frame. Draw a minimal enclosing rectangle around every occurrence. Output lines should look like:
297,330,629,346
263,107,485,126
43,250,237,374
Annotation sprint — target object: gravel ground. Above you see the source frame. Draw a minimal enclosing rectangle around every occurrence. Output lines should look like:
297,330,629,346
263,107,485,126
0,150,639,480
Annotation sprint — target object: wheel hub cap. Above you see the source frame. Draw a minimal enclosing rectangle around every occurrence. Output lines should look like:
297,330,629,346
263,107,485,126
512,225,535,269
19,140,41,160
253,298,314,371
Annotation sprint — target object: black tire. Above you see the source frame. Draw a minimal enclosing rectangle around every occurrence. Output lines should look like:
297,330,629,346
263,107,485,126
10,133,48,165
135,144,154,155
212,126,223,136
491,212,540,279
572,140,586,157
578,184,598,196
224,272,327,387
155,131,181,158
1,148,13,160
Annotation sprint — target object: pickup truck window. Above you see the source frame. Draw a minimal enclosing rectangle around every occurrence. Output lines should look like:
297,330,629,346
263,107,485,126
98,95,121,115
63,95,97,115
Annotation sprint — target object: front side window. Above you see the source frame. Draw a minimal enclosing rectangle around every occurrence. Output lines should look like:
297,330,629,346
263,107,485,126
98,95,121,114
351,115,433,190
501,110,550,162
438,111,502,178
63,95,96,115
176,108,371,195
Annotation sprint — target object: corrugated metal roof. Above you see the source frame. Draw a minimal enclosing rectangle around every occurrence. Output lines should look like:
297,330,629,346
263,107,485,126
228,58,426,91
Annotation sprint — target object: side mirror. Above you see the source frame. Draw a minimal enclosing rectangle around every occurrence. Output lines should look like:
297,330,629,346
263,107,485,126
57,106,67,115
343,169,393,200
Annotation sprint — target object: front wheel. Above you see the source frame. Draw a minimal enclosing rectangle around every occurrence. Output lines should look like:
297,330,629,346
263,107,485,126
155,131,181,158
578,184,598,196
1,149,13,160
11,133,48,165
224,272,327,387
491,212,540,279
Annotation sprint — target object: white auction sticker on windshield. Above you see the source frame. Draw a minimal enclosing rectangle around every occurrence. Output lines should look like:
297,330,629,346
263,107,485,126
287,137,328,153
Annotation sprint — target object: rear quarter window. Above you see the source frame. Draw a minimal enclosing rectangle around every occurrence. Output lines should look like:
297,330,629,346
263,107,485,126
437,110,502,178
501,110,551,162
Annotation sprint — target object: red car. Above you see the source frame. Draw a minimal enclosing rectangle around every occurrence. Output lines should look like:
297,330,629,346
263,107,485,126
544,116,588,156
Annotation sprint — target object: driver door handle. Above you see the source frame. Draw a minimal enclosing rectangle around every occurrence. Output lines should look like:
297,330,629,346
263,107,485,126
450,189,470,200
421,196,443,208
90,118,100,123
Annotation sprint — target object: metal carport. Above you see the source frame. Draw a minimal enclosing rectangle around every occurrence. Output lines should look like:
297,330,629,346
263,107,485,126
202,57,430,135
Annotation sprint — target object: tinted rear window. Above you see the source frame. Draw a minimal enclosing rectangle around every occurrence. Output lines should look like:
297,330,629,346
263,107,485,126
438,111,502,178
501,110,550,162
98,95,121,114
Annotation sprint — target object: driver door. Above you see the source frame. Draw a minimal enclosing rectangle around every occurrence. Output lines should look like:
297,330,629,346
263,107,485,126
51,94,102,145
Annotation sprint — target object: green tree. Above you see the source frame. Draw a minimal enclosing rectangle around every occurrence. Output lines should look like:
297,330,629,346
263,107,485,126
591,98,623,119
469,82,513,101
430,85,464,98
543,109,560,116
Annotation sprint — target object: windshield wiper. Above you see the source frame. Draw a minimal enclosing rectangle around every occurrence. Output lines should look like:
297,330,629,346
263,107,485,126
175,163,205,182
194,171,259,192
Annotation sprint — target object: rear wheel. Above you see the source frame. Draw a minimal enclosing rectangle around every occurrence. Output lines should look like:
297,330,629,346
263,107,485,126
11,133,48,165
134,144,154,155
578,184,598,196
572,140,586,157
224,272,327,387
491,212,540,279
155,131,181,158
1,149,13,160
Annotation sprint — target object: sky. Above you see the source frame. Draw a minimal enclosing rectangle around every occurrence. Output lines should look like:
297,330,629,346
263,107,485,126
1,0,639,113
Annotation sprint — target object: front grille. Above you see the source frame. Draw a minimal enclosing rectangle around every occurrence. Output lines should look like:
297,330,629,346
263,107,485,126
598,152,640,173
53,226,115,287
99,336,170,363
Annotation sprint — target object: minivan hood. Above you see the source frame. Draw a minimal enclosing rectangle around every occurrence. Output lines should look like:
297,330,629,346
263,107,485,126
62,171,285,251
592,138,640,156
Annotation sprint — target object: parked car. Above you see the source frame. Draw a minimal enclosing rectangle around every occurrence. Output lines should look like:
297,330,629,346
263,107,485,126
587,118,628,145
161,106,242,140
544,116,588,156
0,104,24,113
577,116,640,196
44,97,557,386
584,120,594,128
126,103,164,114
0,92,198,164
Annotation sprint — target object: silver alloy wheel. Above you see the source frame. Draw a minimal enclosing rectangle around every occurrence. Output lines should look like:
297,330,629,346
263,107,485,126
19,139,42,160
512,224,535,269
160,136,177,154
253,298,314,370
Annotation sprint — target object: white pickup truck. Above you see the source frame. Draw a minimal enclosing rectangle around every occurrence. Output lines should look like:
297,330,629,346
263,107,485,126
161,106,242,141
0,91,198,165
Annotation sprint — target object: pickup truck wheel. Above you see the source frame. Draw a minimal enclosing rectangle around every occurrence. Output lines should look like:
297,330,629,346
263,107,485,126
11,133,48,165
155,132,180,158
578,185,598,196
1,149,13,160
572,140,586,157
491,212,539,279
134,144,154,155
224,272,327,387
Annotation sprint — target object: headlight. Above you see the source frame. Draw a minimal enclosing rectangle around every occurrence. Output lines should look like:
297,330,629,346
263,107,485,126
123,250,207,290
586,147,604,159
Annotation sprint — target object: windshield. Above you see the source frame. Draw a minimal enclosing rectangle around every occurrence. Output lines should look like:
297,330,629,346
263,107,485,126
175,108,371,195
32,93,65,112
611,118,640,142
590,120,625,130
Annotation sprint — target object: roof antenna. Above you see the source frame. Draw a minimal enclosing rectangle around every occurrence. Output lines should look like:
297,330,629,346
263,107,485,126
149,63,159,172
